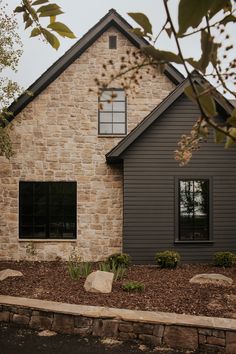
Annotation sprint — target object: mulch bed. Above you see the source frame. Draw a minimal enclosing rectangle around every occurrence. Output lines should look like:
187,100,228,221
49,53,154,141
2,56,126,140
1,261,236,319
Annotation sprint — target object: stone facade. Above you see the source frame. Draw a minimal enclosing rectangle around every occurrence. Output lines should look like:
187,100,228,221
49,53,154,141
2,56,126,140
0,26,174,261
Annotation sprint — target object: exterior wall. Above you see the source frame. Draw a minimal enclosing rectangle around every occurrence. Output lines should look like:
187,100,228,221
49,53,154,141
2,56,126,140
122,94,236,263
0,26,174,261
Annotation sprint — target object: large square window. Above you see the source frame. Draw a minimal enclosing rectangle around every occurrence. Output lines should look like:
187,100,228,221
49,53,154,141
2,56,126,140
19,182,77,239
98,89,127,135
178,179,209,241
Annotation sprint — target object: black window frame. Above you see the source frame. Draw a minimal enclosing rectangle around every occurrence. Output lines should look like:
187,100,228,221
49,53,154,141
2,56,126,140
19,181,77,240
175,178,212,243
109,35,117,49
98,88,127,136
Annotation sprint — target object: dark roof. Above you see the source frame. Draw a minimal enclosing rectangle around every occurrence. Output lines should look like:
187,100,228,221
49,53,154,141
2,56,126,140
106,72,234,163
7,9,184,123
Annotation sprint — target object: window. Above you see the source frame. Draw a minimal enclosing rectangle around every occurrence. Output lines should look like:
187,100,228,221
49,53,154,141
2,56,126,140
178,179,209,241
109,35,117,49
19,182,76,239
98,89,126,135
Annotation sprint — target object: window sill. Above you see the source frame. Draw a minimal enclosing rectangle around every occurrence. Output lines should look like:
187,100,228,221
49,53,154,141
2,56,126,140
18,239,77,242
98,135,127,138
174,240,214,244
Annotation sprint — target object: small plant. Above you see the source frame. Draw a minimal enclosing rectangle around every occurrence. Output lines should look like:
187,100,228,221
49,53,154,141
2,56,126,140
107,253,131,269
122,281,144,292
99,261,126,281
79,262,92,278
68,248,81,280
155,250,180,268
25,241,37,258
213,252,236,267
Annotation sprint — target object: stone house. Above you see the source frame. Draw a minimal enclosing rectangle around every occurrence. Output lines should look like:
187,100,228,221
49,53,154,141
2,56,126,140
0,9,235,263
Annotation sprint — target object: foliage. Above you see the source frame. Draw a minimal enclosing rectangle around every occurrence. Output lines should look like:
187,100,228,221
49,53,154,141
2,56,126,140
97,0,236,165
25,241,37,258
14,0,76,50
79,262,92,278
122,281,145,292
155,250,181,268
68,248,81,280
107,253,131,270
99,261,126,281
0,1,23,158
67,248,92,280
213,251,236,267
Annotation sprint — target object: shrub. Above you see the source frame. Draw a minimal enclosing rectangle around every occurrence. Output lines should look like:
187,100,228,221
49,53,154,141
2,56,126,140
155,250,180,268
68,248,81,280
213,252,236,267
99,261,126,281
107,253,131,269
68,248,92,280
122,281,144,292
79,262,92,278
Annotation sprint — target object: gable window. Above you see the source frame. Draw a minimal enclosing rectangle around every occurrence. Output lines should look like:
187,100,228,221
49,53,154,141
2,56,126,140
98,89,126,135
19,182,76,239
109,35,117,49
178,179,209,241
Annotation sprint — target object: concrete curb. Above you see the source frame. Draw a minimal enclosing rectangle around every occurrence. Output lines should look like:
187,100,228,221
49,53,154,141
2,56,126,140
1,295,236,352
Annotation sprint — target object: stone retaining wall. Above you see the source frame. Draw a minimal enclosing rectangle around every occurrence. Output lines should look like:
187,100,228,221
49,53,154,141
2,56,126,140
1,296,236,353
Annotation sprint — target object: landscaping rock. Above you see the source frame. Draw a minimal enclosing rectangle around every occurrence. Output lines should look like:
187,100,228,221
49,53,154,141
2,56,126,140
84,270,114,293
189,273,233,286
0,269,23,281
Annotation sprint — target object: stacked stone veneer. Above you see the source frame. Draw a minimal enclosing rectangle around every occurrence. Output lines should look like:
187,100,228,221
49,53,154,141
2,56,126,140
1,297,236,353
0,26,174,261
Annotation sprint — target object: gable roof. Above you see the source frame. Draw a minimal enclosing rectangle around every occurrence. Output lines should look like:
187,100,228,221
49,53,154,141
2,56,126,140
106,72,234,163
7,9,184,124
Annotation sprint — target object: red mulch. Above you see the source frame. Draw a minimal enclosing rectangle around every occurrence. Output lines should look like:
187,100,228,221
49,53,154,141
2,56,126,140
1,261,236,318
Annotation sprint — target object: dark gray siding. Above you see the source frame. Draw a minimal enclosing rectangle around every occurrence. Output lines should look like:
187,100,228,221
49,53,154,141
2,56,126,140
122,94,236,263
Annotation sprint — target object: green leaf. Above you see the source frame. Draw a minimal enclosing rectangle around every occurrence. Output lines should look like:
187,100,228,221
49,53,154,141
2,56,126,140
184,84,216,118
14,6,25,13
37,4,63,17
132,28,144,38
225,128,236,148
215,129,226,143
209,0,232,18
30,27,41,37
165,27,172,38
42,29,60,49
39,9,63,17
178,0,212,35
226,109,236,127
143,46,182,64
199,30,213,73
220,14,236,26
47,22,76,39
25,18,33,29
32,0,49,5
128,12,152,35
23,11,29,22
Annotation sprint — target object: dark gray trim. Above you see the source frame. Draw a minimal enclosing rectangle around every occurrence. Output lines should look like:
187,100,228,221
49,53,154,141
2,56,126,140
98,88,127,136
6,9,184,124
174,176,213,243
106,74,234,162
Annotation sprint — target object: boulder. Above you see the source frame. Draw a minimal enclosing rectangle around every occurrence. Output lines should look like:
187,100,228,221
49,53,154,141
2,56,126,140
84,270,114,293
0,269,23,281
189,273,233,286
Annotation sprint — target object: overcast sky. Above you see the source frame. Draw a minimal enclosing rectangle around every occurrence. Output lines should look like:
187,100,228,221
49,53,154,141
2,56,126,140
5,1,236,98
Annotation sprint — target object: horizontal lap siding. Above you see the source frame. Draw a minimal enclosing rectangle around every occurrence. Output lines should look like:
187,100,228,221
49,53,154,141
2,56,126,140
122,94,236,264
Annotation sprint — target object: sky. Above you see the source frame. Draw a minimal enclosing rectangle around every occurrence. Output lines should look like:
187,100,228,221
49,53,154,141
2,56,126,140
5,1,236,98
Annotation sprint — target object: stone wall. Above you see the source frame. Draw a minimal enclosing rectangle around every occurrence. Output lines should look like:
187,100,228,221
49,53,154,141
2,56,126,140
1,297,236,353
0,26,174,261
